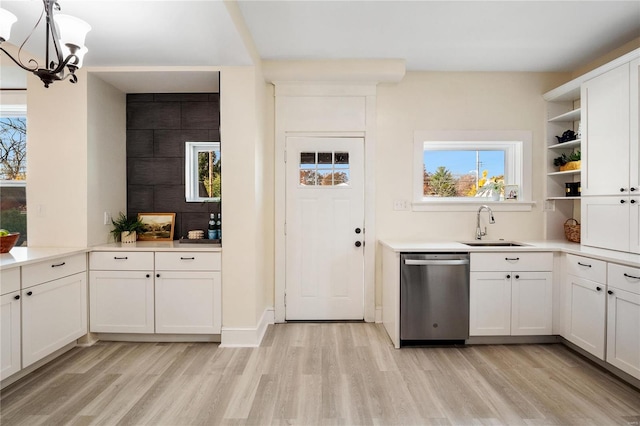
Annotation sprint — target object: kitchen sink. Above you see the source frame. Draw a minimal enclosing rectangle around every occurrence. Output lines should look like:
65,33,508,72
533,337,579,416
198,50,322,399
459,241,529,247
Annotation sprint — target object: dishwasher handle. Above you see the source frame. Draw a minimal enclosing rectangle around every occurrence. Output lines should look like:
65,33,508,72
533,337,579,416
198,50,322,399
404,259,469,266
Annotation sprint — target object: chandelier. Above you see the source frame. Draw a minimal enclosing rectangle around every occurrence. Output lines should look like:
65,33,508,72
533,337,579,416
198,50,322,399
0,0,91,88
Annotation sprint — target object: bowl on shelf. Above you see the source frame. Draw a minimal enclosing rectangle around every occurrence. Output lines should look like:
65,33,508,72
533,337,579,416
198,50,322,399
0,233,20,253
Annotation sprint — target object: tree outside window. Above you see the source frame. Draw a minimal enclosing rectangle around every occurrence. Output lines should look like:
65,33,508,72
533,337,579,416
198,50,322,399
0,117,27,246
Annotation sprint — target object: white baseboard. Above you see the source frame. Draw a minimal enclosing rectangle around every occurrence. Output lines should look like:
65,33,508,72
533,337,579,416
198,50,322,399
375,306,383,323
220,307,274,348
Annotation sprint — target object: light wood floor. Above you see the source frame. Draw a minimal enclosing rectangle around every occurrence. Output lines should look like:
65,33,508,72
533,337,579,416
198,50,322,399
1,323,639,425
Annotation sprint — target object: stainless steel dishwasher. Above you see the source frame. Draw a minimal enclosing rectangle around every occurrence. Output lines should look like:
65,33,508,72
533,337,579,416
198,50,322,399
400,253,470,344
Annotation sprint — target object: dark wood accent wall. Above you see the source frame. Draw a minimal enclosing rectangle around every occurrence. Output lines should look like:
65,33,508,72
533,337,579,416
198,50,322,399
126,93,221,239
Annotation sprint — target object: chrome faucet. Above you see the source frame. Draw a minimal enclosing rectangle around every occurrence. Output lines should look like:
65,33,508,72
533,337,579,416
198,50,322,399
476,205,495,240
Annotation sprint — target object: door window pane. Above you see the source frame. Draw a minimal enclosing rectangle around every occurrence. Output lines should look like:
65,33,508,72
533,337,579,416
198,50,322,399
298,150,351,187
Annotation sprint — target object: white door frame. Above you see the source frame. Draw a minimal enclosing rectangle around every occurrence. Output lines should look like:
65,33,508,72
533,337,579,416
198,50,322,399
273,84,377,323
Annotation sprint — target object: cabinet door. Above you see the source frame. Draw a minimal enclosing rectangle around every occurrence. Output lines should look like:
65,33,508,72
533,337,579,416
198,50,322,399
1,292,21,380
511,272,553,336
582,63,630,196
22,272,87,368
582,196,630,252
566,274,606,360
631,195,640,254
470,272,511,336
630,58,639,195
607,286,640,379
155,271,221,334
89,271,154,333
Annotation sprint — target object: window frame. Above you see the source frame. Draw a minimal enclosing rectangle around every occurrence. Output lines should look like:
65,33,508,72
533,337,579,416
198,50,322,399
412,130,534,212
185,141,221,202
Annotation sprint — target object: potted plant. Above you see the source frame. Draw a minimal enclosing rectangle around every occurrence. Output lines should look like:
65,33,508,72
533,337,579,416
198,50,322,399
110,212,145,243
553,150,581,171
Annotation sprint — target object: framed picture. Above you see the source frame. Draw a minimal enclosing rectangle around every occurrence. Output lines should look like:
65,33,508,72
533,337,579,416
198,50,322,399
504,185,519,201
137,213,176,241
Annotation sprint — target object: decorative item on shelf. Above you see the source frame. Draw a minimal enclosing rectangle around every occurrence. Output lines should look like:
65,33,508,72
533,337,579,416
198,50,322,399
576,123,582,139
0,230,20,253
564,218,581,243
565,182,581,197
553,150,581,171
475,179,504,201
110,212,145,243
555,130,577,143
504,185,519,201
0,0,91,87
137,213,176,241
188,230,204,240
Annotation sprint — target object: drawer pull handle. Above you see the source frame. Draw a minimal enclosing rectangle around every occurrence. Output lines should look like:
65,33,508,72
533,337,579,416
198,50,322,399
114,256,128,260
505,257,519,261
51,262,66,268
624,273,640,280
180,257,195,260
26,291,33,296
577,262,592,268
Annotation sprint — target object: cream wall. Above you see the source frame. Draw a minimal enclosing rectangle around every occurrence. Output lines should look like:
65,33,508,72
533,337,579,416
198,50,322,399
26,70,89,247
86,74,126,247
374,71,569,305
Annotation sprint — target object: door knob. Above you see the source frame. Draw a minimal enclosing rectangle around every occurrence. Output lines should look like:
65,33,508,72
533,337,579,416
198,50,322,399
26,291,32,296
355,228,361,234
631,200,637,204
14,295,20,300
620,199,627,204
596,287,602,291
355,241,362,247
608,290,614,295
620,188,627,192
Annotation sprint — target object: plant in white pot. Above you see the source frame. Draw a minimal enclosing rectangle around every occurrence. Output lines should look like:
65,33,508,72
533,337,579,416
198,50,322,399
110,213,145,243
476,180,504,201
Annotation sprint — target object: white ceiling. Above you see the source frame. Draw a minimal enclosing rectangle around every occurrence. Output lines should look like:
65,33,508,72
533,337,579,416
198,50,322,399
0,0,639,91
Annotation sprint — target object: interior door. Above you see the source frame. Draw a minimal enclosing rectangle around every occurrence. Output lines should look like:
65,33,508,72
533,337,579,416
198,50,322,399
285,136,365,320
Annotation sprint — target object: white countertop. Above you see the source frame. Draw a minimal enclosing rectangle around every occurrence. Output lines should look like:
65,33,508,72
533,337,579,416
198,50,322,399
1,241,222,270
1,247,88,269
91,241,222,252
379,239,640,268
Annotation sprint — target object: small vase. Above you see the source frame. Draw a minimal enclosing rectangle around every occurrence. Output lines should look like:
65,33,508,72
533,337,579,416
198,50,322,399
121,231,137,244
491,191,500,201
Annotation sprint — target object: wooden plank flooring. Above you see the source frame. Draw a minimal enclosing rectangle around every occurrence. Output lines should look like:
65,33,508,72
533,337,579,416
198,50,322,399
1,323,640,425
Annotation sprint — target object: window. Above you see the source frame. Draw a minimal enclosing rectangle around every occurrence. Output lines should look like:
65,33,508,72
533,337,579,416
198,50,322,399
185,141,221,202
413,131,532,211
0,115,27,246
299,151,350,186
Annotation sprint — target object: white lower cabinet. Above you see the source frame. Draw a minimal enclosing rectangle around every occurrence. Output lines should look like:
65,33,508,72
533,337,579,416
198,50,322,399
21,272,87,368
606,263,640,379
470,271,552,336
1,291,21,380
563,254,607,360
89,250,221,335
89,271,154,333
155,271,221,334
469,252,553,337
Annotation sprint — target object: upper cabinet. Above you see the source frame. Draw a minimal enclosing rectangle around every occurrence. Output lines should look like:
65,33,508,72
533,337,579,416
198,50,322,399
581,58,639,254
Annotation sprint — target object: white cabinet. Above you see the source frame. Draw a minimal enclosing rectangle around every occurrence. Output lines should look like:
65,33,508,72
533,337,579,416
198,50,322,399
155,252,221,334
89,250,222,335
470,253,553,336
563,254,607,360
582,196,632,253
21,272,87,368
1,267,21,380
89,252,154,333
582,62,631,196
582,58,640,254
606,263,640,379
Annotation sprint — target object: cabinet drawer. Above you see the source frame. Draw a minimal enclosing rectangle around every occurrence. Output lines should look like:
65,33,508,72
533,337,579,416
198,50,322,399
22,253,86,289
470,252,553,272
608,263,640,295
0,267,20,295
90,252,154,271
155,252,221,271
565,254,607,282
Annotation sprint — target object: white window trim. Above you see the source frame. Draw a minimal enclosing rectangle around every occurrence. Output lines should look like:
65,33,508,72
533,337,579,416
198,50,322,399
185,141,221,202
412,130,534,212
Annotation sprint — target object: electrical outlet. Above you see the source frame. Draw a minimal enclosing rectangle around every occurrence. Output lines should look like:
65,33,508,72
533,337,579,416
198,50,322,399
103,211,111,225
544,200,556,212
393,200,409,211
